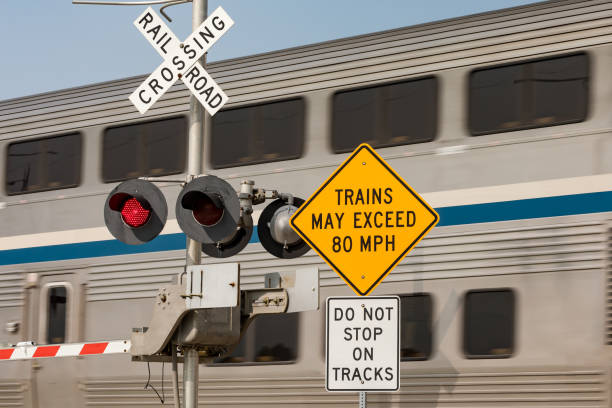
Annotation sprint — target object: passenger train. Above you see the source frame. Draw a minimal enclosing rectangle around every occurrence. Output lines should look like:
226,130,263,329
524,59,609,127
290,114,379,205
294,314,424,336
0,0,611,406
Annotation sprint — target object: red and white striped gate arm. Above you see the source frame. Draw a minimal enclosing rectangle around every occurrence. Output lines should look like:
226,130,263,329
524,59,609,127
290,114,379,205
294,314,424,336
0,340,130,360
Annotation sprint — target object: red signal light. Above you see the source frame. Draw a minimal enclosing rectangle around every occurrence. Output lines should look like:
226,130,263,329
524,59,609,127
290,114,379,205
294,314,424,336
104,180,167,245
191,193,224,226
120,197,151,228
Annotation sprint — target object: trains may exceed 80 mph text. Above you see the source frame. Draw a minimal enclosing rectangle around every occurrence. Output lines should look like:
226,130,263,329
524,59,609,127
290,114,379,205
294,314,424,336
290,144,439,296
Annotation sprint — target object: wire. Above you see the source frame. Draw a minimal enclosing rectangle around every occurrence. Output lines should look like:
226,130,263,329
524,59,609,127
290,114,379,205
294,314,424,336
145,361,165,404
160,0,190,22
72,0,192,22
73,0,186,5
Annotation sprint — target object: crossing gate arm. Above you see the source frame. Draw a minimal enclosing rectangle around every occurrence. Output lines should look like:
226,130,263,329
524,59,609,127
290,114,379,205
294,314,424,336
0,340,131,360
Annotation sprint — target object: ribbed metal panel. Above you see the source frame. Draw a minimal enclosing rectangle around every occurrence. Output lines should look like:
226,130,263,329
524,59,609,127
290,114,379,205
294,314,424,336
368,370,607,407
82,379,179,407
87,259,181,302
0,272,23,309
1,0,611,140
607,223,612,345
82,378,341,407
0,382,26,407
85,220,607,302
219,220,607,288
82,370,606,407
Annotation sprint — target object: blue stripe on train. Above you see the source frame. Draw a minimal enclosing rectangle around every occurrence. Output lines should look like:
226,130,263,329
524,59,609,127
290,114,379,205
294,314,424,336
1,191,611,266
436,191,612,226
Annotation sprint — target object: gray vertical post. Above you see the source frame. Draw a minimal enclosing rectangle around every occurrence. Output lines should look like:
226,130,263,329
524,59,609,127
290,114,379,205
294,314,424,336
183,348,200,408
359,391,367,408
184,1,207,408
171,344,181,408
186,0,207,267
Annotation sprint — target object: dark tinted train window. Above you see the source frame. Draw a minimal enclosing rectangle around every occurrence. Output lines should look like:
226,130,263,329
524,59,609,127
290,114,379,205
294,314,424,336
332,77,437,153
464,289,515,358
6,133,81,195
214,313,298,364
401,294,432,361
102,116,187,182
47,286,67,344
469,53,588,135
210,98,304,169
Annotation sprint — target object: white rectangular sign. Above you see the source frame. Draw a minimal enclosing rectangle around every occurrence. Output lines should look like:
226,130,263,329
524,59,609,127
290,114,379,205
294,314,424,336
326,296,400,392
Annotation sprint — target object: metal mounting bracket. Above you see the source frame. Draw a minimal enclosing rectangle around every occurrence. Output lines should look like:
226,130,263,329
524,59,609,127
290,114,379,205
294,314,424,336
242,288,288,317
131,284,188,357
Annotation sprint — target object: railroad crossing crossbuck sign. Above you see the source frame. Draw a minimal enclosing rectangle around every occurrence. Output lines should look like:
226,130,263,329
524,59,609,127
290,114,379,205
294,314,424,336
290,144,439,296
129,6,234,115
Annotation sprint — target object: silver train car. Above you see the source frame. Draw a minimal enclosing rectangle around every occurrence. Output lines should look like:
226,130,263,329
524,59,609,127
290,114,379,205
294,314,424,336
1,0,611,406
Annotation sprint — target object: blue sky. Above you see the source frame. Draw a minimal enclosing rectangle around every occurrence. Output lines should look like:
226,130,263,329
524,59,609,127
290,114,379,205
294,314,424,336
0,0,539,101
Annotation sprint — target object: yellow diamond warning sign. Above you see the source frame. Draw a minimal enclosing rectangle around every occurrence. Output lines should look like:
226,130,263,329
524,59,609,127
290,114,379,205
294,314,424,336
290,144,439,296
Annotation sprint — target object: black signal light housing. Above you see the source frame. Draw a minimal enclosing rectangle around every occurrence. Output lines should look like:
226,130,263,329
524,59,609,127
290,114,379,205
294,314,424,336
104,179,168,245
201,213,253,258
258,196,310,259
176,175,241,244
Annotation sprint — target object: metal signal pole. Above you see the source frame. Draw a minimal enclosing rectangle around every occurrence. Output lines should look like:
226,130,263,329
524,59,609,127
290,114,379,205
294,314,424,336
184,1,207,407
186,0,206,267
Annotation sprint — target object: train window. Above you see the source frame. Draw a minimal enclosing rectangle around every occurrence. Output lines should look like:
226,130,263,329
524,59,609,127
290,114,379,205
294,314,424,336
400,294,432,361
214,313,299,364
102,116,187,182
463,289,515,358
469,53,588,135
47,286,68,344
210,98,305,169
332,77,437,153
5,133,81,195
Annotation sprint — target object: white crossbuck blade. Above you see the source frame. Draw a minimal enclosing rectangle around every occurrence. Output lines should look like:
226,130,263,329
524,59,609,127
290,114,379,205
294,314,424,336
129,6,234,115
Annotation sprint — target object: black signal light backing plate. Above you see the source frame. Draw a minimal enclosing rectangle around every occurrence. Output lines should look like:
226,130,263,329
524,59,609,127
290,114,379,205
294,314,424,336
104,179,168,245
202,213,253,258
258,197,310,259
176,175,240,244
